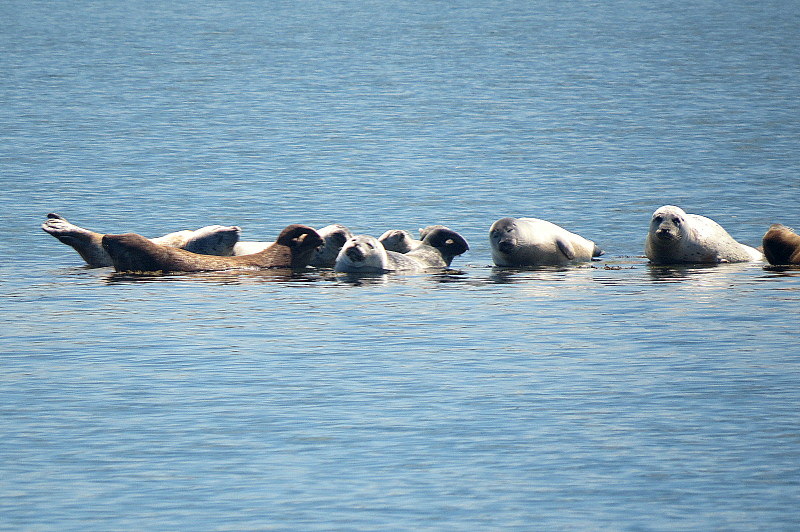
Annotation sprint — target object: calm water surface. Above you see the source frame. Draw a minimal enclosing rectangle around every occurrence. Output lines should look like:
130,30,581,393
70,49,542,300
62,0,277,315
2,0,800,530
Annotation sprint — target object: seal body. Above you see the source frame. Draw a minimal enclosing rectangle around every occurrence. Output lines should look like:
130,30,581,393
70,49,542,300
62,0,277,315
762,224,800,265
489,217,602,267
645,205,762,264
42,213,241,267
335,228,469,273
102,225,322,273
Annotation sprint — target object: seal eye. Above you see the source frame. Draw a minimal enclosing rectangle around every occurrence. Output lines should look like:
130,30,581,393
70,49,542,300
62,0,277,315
654,216,663,224
673,218,681,225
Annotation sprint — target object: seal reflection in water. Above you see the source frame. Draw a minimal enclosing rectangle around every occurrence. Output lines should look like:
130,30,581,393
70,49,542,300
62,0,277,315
335,228,469,273
102,225,323,273
762,224,800,265
645,205,763,264
489,217,603,267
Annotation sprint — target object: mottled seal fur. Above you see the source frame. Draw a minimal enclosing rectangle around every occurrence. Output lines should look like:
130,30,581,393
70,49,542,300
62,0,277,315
335,228,469,273
489,217,603,267
42,213,241,267
645,205,762,264
762,224,800,265
102,225,323,273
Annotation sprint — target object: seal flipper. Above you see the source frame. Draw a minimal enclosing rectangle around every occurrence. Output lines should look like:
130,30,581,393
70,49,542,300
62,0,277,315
592,244,604,257
556,238,576,261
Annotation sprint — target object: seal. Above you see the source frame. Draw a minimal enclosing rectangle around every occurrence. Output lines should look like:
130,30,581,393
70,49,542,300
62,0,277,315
231,223,352,268
762,223,800,265
101,224,323,273
489,217,603,266
42,213,241,267
379,225,450,253
334,228,469,273
645,205,763,264
309,224,353,267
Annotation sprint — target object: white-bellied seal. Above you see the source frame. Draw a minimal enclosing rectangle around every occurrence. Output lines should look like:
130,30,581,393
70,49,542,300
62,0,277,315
762,224,800,265
42,213,241,267
645,205,763,264
489,217,603,267
334,228,469,273
101,225,323,273
379,225,451,253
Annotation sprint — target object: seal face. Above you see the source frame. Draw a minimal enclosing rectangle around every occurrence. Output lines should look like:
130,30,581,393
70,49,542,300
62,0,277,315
489,217,602,267
378,230,419,253
102,224,322,273
310,224,353,268
645,205,763,264
762,223,800,265
334,235,390,273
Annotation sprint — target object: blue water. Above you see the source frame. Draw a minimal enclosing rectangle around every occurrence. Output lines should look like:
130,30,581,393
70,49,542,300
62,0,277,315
2,0,800,529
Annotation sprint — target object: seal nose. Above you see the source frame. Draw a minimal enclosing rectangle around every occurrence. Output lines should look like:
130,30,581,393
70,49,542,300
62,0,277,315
655,228,673,240
346,246,364,262
498,240,515,254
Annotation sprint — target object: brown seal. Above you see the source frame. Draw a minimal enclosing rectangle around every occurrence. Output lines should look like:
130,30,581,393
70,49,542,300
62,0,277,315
42,213,241,267
762,224,800,265
102,224,323,273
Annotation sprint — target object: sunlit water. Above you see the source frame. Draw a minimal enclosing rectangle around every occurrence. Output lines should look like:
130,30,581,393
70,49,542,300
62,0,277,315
2,0,800,530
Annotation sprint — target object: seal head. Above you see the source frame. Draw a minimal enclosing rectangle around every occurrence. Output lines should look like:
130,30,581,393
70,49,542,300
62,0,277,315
762,223,800,265
334,235,389,273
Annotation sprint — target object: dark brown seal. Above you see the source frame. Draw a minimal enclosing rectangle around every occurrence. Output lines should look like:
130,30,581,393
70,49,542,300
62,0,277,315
762,224,800,265
102,224,323,273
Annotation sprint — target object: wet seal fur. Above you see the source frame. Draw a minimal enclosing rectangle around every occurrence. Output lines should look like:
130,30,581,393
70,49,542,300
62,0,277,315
42,213,241,267
489,217,602,266
645,205,762,264
102,224,323,273
335,228,469,273
762,224,800,265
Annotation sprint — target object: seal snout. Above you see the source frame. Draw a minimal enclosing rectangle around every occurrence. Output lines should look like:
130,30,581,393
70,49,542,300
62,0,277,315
497,239,516,254
346,245,365,262
655,228,675,241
